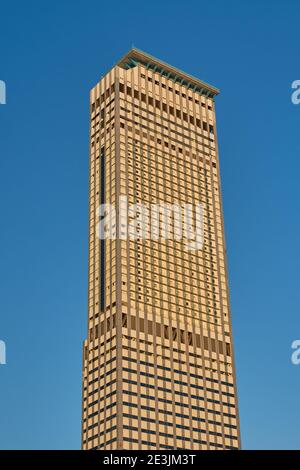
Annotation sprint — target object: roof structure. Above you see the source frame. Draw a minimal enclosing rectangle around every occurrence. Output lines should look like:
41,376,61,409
116,47,220,98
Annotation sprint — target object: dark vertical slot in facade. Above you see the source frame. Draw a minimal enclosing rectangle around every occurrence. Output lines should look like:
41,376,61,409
100,146,105,312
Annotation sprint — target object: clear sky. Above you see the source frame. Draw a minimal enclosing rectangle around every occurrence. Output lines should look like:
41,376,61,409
0,0,299,450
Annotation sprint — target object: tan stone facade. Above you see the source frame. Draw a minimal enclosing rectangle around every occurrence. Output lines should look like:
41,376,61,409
82,48,241,450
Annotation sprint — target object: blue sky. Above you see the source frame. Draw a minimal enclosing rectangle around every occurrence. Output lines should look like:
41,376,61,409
0,0,299,450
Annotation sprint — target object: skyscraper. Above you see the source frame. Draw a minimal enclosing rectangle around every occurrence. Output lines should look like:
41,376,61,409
82,48,241,450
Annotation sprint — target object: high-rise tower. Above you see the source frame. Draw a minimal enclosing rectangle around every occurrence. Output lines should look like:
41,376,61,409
82,48,240,450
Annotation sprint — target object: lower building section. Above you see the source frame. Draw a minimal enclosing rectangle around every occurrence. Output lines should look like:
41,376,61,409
82,311,239,450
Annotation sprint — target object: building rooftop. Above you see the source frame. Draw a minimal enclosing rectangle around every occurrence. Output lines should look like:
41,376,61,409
116,47,219,98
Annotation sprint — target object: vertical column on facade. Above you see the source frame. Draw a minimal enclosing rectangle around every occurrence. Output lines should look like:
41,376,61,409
114,66,124,450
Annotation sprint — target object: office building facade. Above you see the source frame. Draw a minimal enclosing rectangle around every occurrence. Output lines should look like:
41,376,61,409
82,48,240,450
